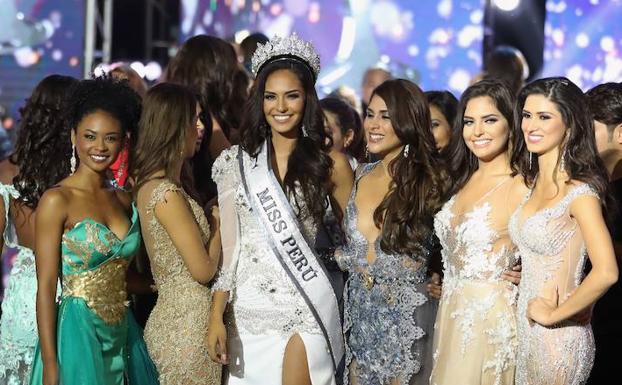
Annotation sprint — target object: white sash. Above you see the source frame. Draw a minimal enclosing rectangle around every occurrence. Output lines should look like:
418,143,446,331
238,141,344,372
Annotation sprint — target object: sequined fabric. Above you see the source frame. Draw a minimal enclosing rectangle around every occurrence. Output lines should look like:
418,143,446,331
509,183,597,385
430,178,518,385
0,184,37,384
211,146,322,338
335,162,433,385
62,259,129,325
141,180,221,385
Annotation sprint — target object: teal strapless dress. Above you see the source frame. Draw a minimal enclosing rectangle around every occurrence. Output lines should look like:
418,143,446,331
29,205,159,385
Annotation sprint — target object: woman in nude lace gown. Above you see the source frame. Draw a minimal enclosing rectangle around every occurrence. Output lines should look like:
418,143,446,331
133,83,222,384
430,79,528,385
508,77,618,385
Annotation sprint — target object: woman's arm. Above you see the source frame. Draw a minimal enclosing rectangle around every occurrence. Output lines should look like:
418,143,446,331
528,194,618,325
207,290,229,364
35,189,68,385
329,150,354,218
154,190,220,284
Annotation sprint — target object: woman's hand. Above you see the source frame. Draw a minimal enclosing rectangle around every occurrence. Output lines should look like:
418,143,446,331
42,360,59,385
207,316,228,365
427,273,442,300
502,263,522,285
527,288,559,326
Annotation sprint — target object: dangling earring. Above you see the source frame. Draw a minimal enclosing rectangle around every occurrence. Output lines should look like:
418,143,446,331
403,144,410,158
301,125,309,137
528,151,532,170
70,144,77,174
560,150,567,171
365,145,369,161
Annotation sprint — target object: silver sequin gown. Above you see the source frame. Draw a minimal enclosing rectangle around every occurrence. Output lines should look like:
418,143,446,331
508,183,597,385
336,162,437,385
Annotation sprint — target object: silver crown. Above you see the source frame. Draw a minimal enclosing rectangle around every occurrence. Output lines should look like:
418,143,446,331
251,33,321,79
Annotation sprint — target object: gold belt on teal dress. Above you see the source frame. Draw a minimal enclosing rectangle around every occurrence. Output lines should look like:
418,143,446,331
62,258,129,325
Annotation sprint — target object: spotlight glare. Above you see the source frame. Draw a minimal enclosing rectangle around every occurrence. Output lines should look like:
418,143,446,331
493,0,521,12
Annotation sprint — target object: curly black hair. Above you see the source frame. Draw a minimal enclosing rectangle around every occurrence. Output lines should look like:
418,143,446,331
66,75,142,137
65,75,142,172
10,74,78,209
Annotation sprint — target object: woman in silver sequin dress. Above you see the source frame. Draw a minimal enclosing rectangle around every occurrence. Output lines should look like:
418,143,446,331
508,77,618,385
335,79,446,385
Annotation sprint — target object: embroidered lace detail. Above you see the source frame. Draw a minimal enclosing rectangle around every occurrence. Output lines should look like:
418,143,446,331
336,162,432,385
430,178,518,385
212,146,321,337
508,183,597,385
0,184,36,384
142,180,221,384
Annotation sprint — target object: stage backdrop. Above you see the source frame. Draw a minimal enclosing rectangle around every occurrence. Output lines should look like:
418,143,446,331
180,0,622,95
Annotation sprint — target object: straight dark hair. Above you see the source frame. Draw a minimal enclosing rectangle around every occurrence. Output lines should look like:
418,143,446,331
447,79,516,195
510,77,614,212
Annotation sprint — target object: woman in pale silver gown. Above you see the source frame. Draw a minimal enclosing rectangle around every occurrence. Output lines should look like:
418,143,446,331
508,77,618,385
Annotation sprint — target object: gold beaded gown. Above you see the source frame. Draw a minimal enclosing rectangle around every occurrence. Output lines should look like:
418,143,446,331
141,180,221,385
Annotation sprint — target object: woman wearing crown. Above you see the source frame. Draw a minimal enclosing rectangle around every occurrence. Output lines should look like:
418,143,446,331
206,34,354,385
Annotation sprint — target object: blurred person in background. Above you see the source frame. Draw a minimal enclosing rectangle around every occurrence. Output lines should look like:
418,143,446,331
360,67,392,114
320,97,365,170
585,82,622,385
425,90,458,153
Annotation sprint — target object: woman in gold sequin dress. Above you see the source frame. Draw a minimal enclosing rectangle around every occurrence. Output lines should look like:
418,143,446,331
31,77,157,385
133,83,222,385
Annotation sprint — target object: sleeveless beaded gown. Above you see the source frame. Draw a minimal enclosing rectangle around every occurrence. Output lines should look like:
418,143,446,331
509,183,597,385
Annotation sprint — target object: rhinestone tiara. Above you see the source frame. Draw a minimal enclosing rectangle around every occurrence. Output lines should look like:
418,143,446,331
251,33,321,80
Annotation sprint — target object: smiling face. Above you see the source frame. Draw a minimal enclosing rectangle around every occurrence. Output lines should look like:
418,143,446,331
462,96,510,162
521,94,567,156
71,110,124,173
263,69,305,138
364,94,403,158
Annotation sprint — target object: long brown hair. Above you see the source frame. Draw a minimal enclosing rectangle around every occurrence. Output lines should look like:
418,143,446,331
131,83,197,192
370,79,448,256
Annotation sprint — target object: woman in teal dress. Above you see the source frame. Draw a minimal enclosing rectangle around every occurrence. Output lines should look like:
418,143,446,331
29,77,157,385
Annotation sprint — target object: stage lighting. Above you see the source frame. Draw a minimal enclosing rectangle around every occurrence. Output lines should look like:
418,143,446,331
493,0,521,12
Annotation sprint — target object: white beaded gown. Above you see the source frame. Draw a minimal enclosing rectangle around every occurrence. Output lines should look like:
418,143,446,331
508,183,597,385
212,146,337,385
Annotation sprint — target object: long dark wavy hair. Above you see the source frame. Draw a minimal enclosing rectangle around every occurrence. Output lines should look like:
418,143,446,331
131,83,197,192
447,79,516,195
240,59,333,225
164,35,249,205
165,34,246,138
10,75,78,209
510,77,614,211
369,79,448,256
